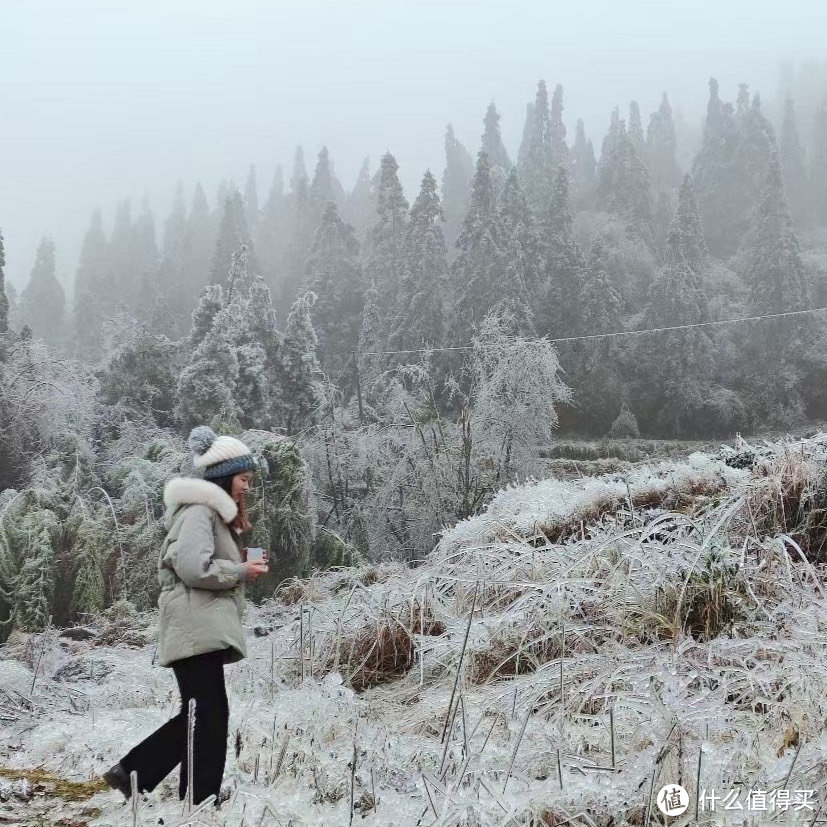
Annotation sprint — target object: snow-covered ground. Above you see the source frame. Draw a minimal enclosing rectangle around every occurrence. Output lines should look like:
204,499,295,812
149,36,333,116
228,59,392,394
3,436,827,826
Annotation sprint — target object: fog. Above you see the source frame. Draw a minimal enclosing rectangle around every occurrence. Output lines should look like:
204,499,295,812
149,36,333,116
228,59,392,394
2,0,825,289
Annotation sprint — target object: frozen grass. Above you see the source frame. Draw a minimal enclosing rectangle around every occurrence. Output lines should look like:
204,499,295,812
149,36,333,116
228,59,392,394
3,434,827,825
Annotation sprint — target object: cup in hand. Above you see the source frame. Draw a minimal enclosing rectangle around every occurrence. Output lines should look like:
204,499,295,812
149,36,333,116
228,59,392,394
246,546,266,562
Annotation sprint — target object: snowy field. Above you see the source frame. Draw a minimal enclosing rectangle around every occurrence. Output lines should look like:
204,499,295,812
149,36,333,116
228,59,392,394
3,436,827,826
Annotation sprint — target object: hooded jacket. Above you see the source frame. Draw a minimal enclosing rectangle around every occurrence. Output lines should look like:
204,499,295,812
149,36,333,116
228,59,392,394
155,477,248,667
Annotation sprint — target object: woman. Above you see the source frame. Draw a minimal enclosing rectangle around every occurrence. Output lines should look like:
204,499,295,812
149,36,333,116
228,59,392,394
102,425,269,807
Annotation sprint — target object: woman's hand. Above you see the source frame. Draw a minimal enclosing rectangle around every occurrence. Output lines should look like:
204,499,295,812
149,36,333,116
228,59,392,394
244,560,269,580
241,547,268,563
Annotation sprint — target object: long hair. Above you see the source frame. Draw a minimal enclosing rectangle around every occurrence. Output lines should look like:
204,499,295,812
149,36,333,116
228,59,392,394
209,473,253,532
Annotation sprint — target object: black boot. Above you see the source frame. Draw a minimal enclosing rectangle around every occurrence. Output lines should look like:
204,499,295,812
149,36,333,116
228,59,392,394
102,762,132,800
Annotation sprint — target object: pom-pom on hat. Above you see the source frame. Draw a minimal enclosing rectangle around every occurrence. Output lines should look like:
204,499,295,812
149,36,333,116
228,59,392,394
188,425,258,480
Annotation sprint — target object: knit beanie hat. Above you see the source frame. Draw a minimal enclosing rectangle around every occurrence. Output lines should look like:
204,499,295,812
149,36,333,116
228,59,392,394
188,425,258,480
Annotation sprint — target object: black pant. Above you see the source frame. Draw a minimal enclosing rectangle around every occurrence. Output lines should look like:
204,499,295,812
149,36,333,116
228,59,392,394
120,648,230,806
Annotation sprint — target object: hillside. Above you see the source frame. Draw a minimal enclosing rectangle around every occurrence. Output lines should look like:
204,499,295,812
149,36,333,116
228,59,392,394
2,434,827,826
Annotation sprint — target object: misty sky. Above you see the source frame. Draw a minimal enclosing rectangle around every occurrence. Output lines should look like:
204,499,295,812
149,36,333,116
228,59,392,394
3,0,826,292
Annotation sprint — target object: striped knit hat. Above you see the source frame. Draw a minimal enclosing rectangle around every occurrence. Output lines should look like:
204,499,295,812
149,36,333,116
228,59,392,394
188,425,258,480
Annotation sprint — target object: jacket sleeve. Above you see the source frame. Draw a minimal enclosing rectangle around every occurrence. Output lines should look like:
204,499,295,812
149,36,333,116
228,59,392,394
169,505,247,590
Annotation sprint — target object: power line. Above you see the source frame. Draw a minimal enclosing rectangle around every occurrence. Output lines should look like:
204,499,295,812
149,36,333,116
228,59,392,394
350,306,827,357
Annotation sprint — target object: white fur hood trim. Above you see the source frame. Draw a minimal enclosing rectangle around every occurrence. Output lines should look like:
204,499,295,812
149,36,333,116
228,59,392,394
163,477,238,524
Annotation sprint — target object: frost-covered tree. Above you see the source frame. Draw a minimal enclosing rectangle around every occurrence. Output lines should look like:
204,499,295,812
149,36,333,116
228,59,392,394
570,119,598,210
735,154,816,427
481,101,511,174
244,164,260,232
0,229,8,337
188,282,225,350
388,170,447,354
628,100,646,159
309,146,346,220
646,93,681,191
19,237,66,344
549,84,568,169
209,188,253,286
780,98,808,227
69,519,107,617
441,125,474,254
518,79,554,213
276,290,325,435
306,202,365,380
176,321,241,431
278,147,316,316
448,151,511,349
540,165,586,338
465,311,569,486
570,236,626,433
255,165,289,300
635,222,714,437
97,326,178,427
671,173,710,283
367,152,409,320
11,508,58,632
597,108,653,238
692,79,777,256
357,281,385,391
497,168,542,334
812,102,827,226
343,157,376,244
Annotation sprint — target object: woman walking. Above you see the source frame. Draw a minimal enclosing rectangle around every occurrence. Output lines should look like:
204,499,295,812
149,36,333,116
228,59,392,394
103,426,269,806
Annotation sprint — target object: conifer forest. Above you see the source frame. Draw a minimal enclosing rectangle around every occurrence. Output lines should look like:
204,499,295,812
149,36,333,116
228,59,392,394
4,4,827,825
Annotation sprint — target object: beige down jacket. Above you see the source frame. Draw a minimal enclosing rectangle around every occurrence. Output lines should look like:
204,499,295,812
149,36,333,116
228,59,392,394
156,477,248,668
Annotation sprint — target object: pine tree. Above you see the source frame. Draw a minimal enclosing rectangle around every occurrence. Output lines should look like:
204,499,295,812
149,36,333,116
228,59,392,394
597,108,653,236
176,319,241,431
97,326,179,427
628,100,645,159
244,164,260,232
276,290,326,434
570,119,598,210
448,151,512,348
306,202,365,379
646,93,681,191
498,167,543,308
389,170,447,353
71,538,106,615
255,165,288,297
343,157,376,244
736,153,815,426
739,154,810,314
692,79,777,256
636,222,713,436
209,188,253,285
368,152,409,319
481,101,511,172
671,174,710,283
540,165,586,337
187,282,222,344
357,281,385,388
280,146,316,317
518,80,554,213
579,237,624,336
779,98,808,226
812,102,827,226
19,237,66,343
309,146,344,219
568,236,626,434
72,209,108,358
13,508,57,632
441,125,475,254
184,183,215,295
0,229,8,337
549,84,568,168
